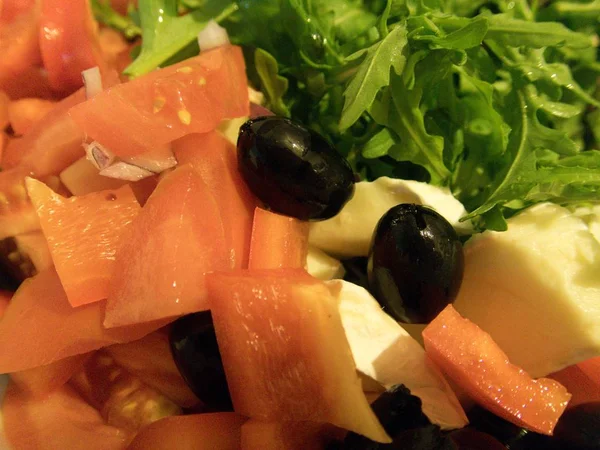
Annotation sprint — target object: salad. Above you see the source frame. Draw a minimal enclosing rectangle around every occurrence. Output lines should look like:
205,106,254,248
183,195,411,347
0,0,600,449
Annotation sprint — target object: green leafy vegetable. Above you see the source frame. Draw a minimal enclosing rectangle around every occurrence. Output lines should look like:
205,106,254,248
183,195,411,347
98,0,600,232
91,0,141,40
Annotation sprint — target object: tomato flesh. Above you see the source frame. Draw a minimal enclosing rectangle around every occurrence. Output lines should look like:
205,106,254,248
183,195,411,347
69,46,249,157
173,131,257,269
423,305,571,435
104,165,230,327
206,269,390,443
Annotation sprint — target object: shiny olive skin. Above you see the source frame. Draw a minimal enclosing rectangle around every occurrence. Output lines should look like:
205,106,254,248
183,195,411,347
169,311,232,411
237,116,355,221
368,204,464,324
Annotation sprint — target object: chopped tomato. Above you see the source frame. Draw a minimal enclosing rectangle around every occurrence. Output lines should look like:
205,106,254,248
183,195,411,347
0,268,169,373
173,131,257,269
0,66,56,100
549,363,600,408
10,353,91,397
248,207,309,270
104,165,230,328
69,46,249,157
106,331,200,408
206,269,390,443
39,0,106,94
241,420,335,450
0,2,42,90
127,413,246,450
423,305,571,435
2,87,85,173
3,382,132,450
7,97,56,135
27,179,141,307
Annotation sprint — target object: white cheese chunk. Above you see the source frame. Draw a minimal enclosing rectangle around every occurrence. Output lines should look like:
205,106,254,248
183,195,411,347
306,245,345,280
454,203,600,378
331,280,468,430
310,177,470,258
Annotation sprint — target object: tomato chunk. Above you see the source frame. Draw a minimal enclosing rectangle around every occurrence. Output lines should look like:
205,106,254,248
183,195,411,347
104,165,229,328
0,268,168,373
0,2,42,90
206,269,390,443
10,353,90,397
241,420,335,450
173,131,256,269
127,413,246,450
248,207,309,270
423,305,571,435
69,46,249,157
39,0,106,94
27,179,141,306
3,382,131,450
8,97,56,135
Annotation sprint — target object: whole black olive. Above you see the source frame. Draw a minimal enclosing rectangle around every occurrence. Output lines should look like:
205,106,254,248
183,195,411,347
551,402,600,450
169,311,232,411
237,116,355,221
367,204,464,324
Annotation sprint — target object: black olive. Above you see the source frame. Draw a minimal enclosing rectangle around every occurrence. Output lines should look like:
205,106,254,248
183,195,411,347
237,116,355,221
169,311,233,411
342,384,431,449
367,204,464,324
551,402,600,450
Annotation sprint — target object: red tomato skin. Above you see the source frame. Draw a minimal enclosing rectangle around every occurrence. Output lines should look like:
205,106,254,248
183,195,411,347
423,305,571,435
69,46,250,157
39,0,105,94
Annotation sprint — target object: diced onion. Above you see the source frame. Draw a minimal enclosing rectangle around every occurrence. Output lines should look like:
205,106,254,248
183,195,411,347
197,20,230,52
82,66,103,99
99,162,154,182
123,145,178,173
84,141,115,170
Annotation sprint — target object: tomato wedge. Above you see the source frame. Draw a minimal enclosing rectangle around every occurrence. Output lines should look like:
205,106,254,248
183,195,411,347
104,165,229,328
206,269,390,443
39,0,106,94
3,382,132,450
248,207,309,270
423,305,571,435
0,268,168,373
27,179,141,307
173,131,257,269
69,45,249,157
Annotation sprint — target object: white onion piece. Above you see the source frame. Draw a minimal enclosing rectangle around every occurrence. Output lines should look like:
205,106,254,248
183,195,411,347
84,141,115,170
197,20,230,52
82,66,102,99
99,162,154,182
123,145,178,173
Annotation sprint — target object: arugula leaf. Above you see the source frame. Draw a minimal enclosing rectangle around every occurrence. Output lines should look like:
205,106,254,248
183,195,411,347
124,0,238,77
254,49,290,117
91,0,141,40
339,23,408,131
414,16,488,50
